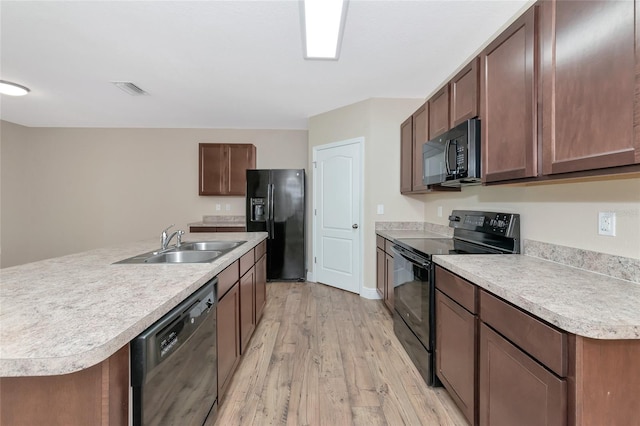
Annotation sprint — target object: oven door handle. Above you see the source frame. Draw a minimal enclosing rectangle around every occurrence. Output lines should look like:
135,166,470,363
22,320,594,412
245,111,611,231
392,245,431,268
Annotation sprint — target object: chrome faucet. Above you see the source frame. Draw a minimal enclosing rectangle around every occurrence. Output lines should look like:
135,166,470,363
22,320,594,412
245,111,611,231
161,224,185,250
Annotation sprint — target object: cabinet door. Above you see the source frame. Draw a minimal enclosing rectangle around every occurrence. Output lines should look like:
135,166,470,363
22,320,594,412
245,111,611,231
400,116,413,193
384,252,394,311
451,58,480,127
412,103,429,192
481,6,538,183
199,144,226,195
436,290,477,426
479,323,566,426
239,266,256,354
227,144,256,195
217,282,240,400
376,247,385,299
428,86,450,139
541,0,638,174
255,254,267,323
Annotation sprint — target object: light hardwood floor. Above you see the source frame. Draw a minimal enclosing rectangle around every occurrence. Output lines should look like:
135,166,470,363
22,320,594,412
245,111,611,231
213,281,467,426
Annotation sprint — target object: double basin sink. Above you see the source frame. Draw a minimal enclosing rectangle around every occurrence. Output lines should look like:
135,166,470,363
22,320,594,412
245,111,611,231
116,240,246,264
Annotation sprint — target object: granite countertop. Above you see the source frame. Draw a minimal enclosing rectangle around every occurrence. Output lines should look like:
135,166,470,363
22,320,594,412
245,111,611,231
0,232,267,377
189,215,246,228
433,255,640,340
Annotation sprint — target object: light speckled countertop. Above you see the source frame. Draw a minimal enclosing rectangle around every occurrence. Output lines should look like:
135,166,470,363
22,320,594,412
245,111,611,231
434,255,640,340
377,230,640,340
0,232,267,377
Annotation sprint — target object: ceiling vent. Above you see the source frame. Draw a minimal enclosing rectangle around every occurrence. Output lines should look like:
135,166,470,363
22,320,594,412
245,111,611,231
111,81,149,96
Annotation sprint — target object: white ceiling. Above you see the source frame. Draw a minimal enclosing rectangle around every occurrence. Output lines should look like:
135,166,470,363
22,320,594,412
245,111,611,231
0,0,530,130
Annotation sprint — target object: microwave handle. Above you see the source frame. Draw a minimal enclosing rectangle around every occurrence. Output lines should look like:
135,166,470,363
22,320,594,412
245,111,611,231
444,139,452,175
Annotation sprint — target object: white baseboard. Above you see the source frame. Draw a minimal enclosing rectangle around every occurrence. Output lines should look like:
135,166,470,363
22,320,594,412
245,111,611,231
360,286,382,299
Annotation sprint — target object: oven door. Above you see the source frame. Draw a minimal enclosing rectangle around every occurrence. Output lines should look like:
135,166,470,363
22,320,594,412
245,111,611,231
392,245,433,350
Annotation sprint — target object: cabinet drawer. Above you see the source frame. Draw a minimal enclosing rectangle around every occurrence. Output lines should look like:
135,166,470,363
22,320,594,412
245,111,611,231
376,235,385,250
480,290,567,377
384,239,395,255
255,240,266,259
479,323,566,426
435,266,477,313
240,250,255,277
219,260,239,299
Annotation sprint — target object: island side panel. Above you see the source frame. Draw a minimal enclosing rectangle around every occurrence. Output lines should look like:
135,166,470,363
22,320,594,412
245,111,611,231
569,336,640,426
0,345,129,426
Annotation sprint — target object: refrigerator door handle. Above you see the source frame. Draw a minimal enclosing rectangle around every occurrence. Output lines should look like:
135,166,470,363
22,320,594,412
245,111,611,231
267,183,275,239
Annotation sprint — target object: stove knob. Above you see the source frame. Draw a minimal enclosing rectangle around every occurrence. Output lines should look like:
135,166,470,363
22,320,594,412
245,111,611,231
448,215,461,222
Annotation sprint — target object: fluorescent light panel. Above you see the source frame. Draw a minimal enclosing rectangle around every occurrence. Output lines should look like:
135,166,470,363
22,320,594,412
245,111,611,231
0,80,30,96
303,0,347,59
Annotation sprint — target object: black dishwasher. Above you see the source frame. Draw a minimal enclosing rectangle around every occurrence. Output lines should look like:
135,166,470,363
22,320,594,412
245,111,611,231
131,278,217,426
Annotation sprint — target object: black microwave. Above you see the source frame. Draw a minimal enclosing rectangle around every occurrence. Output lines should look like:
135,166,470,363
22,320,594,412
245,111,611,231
422,118,481,187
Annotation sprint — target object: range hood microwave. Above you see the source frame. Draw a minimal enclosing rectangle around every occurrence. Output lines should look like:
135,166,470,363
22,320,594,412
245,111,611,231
422,118,481,187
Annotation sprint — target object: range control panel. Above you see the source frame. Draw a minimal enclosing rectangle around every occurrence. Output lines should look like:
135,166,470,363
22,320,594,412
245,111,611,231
448,210,520,238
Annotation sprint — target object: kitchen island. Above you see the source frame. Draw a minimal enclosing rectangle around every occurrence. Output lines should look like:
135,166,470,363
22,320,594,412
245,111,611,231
0,231,267,425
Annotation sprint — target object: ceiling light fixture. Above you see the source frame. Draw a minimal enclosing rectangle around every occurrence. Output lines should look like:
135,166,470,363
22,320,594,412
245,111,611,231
301,0,348,60
0,80,30,96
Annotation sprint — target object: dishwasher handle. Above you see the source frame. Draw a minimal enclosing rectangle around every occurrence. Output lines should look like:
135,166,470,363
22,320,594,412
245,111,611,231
131,278,217,386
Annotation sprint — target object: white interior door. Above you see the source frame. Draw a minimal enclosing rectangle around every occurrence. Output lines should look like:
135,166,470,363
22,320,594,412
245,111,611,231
313,138,362,294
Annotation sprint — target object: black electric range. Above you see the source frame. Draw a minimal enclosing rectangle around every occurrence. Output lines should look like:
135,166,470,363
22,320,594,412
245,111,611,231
391,210,520,387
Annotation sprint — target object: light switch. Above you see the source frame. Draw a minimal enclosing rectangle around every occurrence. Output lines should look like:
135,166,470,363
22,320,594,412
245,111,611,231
215,204,221,211
377,204,384,215
225,204,231,211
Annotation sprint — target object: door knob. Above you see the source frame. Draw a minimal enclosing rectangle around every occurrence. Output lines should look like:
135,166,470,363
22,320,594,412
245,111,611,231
352,224,359,229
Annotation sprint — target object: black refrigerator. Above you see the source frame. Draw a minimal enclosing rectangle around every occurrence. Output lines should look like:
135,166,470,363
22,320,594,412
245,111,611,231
246,169,305,281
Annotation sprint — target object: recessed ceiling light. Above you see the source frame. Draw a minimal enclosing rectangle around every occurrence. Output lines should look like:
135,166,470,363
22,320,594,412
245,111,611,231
301,0,348,60
111,81,149,96
0,80,30,96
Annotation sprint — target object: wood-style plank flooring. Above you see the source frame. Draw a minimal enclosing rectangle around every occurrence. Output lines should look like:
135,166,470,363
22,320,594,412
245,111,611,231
212,282,467,425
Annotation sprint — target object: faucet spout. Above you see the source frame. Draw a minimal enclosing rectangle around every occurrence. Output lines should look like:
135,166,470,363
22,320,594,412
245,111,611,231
160,225,185,250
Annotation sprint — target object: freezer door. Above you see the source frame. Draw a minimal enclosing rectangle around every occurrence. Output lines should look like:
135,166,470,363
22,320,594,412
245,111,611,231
269,169,305,280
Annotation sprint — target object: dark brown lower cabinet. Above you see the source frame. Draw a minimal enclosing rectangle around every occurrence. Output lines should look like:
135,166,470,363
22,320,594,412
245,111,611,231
217,282,240,401
436,290,477,425
255,253,267,323
239,265,256,354
384,252,394,311
479,323,566,426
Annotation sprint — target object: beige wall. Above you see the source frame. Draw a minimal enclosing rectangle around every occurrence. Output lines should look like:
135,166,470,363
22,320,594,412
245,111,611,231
421,176,640,259
0,121,307,267
308,98,425,291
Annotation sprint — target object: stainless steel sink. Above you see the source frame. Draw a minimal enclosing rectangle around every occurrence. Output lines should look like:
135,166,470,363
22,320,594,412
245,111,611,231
177,240,245,251
114,240,246,264
144,250,222,264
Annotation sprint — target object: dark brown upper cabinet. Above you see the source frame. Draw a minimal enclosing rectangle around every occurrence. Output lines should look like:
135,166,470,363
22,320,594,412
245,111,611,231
428,86,450,140
412,103,429,192
199,143,256,196
540,0,639,175
480,5,538,183
450,58,480,128
400,116,414,194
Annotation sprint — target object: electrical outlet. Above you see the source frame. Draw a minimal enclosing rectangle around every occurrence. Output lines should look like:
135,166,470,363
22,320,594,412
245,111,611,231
437,206,443,217
215,204,221,211
377,204,384,215
598,211,616,236
225,204,231,211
